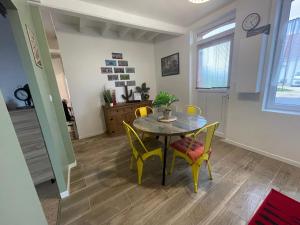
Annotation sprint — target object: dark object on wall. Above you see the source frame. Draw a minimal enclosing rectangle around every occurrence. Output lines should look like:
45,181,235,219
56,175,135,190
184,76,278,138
136,82,150,101
14,84,33,107
246,24,271,38
112,52,123,59
120,74,130,80
101,67,113,74
161,53,179,76
127,81,136,86
62,99,74,122
118,60,128,66
115,81,125,87
122,85,133,102
107,74,119,81
114,67,125,73
126,67,135,73
105,60,117,66
103,101,152,136
0,2,7,18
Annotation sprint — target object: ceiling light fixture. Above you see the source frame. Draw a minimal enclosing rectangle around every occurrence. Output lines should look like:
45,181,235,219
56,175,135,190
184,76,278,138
189,0,210,3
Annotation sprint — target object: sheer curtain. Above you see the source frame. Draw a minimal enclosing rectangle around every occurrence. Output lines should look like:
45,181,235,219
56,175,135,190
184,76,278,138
197,38,231,89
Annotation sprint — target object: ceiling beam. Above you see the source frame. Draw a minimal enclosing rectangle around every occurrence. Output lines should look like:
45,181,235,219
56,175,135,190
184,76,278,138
135,30,148,40
79,17,88,32
101,22,112,36
119,27,131,38
147,32,160,41
29,0,186,35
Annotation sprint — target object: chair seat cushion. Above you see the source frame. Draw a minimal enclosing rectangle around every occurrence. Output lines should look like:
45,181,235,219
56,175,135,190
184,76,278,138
133,137,162,153
170,137,204,162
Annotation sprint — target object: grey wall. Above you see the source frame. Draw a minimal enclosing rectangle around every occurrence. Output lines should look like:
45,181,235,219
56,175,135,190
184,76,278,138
0,16,27,109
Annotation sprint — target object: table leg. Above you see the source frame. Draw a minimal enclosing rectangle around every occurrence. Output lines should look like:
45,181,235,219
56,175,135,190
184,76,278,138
162,136,168,185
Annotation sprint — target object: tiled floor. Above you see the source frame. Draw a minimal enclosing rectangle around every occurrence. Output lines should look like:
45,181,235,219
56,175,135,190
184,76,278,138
59,135,300,225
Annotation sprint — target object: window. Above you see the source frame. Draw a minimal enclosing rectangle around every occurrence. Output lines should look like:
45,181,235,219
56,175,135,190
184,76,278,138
196,22,234,89
266,0,300,113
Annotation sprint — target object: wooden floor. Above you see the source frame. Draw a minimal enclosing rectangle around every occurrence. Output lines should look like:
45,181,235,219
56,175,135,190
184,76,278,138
59,134,300,225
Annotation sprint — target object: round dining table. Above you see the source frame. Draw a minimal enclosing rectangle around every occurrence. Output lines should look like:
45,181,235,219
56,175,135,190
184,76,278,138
133,112,207,185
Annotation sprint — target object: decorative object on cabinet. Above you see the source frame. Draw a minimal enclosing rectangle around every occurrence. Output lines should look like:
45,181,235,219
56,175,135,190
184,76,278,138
112,52,123,59
118,60,128,66
9,108,54,184
161,53,179,76
101,67,113,73
105,60,117,66
126,67,135,73
153,91,178,119
120,74,130,80
133,92,142,101
127,80,136,86
107,74,119,81
122,85,133,102
103,89,113,106
103,101,152,136
136,82,150,101
26,25,42,68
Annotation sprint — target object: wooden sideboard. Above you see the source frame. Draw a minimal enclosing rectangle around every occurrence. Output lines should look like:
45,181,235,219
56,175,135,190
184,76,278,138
103,101,152,136
9,108,54,185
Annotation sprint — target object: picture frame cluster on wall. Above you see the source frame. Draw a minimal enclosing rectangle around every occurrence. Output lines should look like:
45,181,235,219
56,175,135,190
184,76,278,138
100,52,137,88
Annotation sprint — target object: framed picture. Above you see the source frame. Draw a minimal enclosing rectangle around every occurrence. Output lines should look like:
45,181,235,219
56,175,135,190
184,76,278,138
118,60,128,66
105,60,117,66
115,81,125,87
127,80,136,86
112,52,123,59
101,67,113,74
126,67,135,73
133,92,142,101
161,53,179,76
114,67,125,73
107,75,119,81
26,25,42,68
120,74,130,80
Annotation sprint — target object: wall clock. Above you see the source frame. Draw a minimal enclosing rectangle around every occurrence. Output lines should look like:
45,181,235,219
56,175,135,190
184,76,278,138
242,13,260,31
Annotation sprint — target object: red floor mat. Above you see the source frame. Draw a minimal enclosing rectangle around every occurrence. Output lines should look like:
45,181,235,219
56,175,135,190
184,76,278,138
248,189,300,225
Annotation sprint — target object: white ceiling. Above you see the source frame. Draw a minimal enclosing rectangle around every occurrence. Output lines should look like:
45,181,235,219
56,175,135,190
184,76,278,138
80,0,235,26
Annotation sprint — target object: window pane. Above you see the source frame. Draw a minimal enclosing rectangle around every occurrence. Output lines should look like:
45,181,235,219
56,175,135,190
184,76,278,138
274,0,300,106
202,23,235,39
197,39,231,88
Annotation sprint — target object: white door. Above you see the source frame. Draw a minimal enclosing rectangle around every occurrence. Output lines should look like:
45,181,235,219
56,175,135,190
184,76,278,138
196,92,229,137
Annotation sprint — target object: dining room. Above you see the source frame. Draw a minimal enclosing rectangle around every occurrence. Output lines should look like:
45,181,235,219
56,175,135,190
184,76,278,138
9,0,300,224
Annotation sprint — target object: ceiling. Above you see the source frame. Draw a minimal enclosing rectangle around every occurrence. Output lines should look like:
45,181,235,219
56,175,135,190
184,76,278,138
80,0,235,27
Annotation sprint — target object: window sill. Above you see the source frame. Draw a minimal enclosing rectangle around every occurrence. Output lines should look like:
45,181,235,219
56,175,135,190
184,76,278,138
196,88,229,93
262,108,300,116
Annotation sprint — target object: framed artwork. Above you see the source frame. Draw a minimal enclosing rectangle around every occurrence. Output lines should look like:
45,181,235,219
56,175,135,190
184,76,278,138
105,60,117,66
101,67,113,74
126,67,135,73
120,74,130,80
26,25,42,68
133,92,142,101
114,67,125,73
115,81,125,87
107,75,119,81
161,53,180,76
118,60,128,66
127,80,136,86
112,52,123,59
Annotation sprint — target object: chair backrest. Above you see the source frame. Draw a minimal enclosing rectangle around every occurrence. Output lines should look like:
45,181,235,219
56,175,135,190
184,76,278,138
186,105,202,116
135,106,153,118
122,121,148,159
192,122,219,155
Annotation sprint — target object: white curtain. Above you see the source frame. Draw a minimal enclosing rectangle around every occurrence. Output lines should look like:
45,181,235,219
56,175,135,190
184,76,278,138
197,38,231,89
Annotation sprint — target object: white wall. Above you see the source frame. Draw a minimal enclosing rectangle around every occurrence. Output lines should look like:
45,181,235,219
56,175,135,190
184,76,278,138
56,27,157,139
154,0,300,167
0,16,28,109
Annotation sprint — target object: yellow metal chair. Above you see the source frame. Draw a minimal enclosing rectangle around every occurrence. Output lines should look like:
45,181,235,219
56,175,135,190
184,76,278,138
169,122,219,193
186,105,202,116
135,106,153,118
123,121,163,184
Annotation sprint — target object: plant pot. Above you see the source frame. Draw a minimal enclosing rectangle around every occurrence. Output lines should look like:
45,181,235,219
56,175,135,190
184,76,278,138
163,109,172,119
109,103,114,107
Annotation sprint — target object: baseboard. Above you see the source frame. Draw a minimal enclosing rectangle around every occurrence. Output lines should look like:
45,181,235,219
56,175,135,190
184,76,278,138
60,160,77,199
223,138,300,168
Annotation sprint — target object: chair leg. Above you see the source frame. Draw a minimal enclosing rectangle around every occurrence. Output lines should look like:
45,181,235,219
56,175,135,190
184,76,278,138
158,150,163,164
130,155,134,170
136,159,143,185
207,160,213,180
169,152,176,175
191,164,200,193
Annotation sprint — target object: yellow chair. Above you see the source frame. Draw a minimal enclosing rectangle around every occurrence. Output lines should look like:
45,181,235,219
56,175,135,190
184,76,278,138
135,106,153,118
169,122,219,193
123,121,163,184
186,105,202,116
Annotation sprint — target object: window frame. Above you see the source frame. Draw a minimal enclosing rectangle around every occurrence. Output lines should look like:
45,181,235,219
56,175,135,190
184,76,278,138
265,0,300,114
196,32,234,90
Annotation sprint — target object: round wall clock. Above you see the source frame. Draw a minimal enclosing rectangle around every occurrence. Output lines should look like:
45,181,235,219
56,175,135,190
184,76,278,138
242,13,260,31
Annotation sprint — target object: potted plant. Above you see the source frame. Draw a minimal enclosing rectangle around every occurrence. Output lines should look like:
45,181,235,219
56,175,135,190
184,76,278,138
103,89,113,107
152,91,178,119
136,82,150,101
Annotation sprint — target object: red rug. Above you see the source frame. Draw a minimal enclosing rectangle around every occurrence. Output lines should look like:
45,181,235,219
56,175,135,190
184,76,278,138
248,189,300,225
